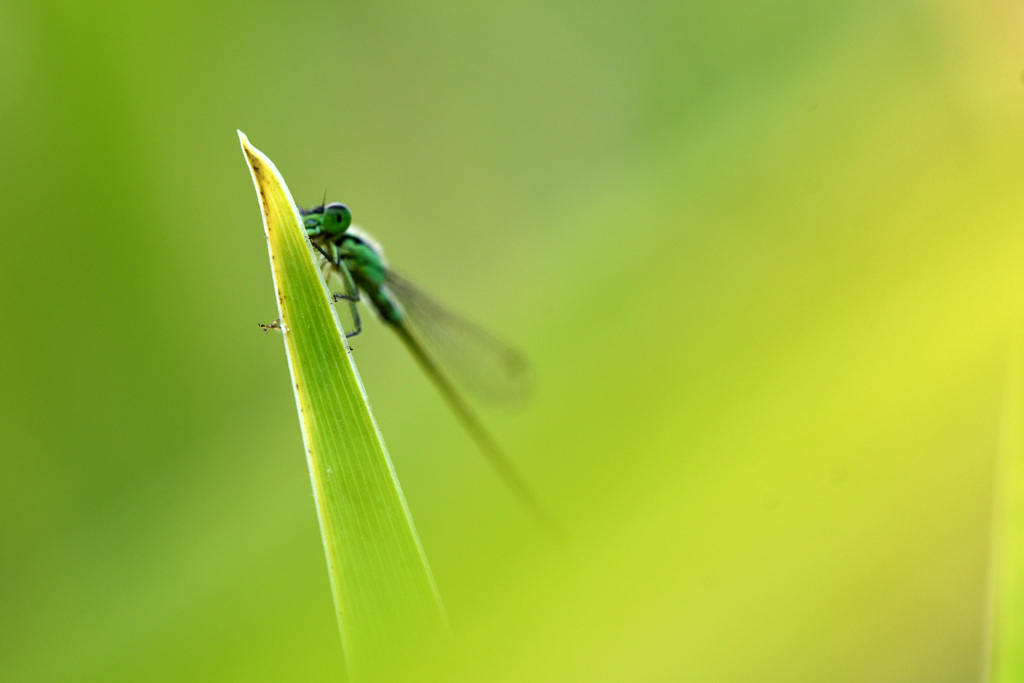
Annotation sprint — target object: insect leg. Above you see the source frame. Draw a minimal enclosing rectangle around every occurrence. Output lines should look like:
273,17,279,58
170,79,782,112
331,262,363,338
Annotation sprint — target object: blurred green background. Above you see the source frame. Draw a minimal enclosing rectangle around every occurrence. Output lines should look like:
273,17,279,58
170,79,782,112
2,0,1023,680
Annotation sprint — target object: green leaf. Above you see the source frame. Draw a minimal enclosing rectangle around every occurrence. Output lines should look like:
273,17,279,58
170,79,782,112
238,131,447,680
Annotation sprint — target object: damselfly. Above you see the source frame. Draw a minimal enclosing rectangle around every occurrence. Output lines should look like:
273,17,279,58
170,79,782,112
268,202,558,537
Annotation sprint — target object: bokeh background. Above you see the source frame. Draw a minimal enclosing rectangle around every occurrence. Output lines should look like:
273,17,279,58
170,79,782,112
3,0,1024,680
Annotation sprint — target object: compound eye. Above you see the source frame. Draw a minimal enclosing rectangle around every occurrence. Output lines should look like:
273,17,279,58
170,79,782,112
323,203,352,233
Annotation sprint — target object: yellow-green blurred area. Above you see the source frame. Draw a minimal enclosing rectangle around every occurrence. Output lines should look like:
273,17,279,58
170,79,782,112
2,0,1023,680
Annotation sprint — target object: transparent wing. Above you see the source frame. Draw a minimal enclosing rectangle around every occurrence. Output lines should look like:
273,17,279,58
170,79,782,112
384,269,531,407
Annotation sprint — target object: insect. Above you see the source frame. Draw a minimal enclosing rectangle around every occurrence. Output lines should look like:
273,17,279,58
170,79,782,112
269,202,559,537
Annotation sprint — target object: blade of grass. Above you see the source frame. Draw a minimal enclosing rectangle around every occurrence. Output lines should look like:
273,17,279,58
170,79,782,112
984,339,1024,682
238,131,447,680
